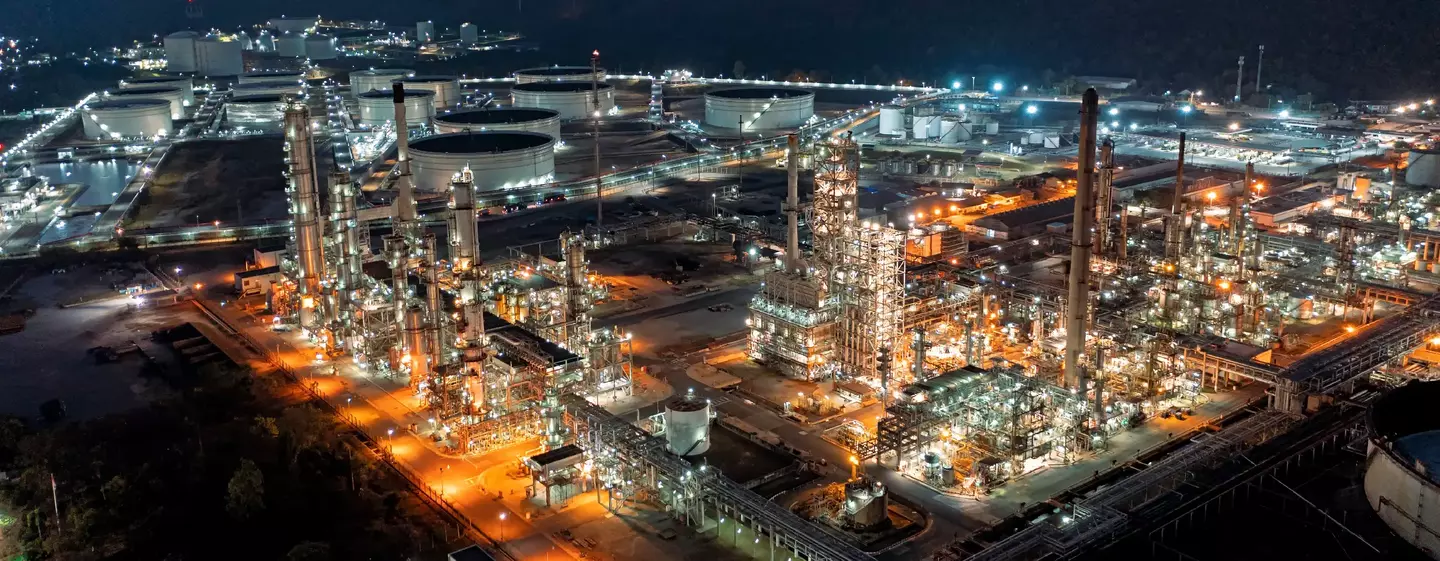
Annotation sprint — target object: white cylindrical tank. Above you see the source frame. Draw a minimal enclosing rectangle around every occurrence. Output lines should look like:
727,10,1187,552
399,76,461,110
1407,149,1440,188
879,105,903,135
350,69,413,96
914,115,940,140
231,80,304,98
459,23,478,44
1027,132,1045,145
119,76,194,107
164,31,199,73
662,397,712,456
408,132,556,193
194,35,244,77
704,87,814,129
511,82,615,120
276,32,306,57
240,70,304,85
103,86,186,119
255,30,276,52
986,122,1000,135
416,21,435,43
357,89,435,128
269,17,317,34
225,93,286,129
304,34,338,60
434,108,562,140
513,66,606,84
81,99,172,139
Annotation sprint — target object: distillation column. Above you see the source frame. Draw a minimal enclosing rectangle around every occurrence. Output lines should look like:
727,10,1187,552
784,133,803,272
284,100,326,330
561,232,591,351
1094,139,1115,260
1064,89,1100,391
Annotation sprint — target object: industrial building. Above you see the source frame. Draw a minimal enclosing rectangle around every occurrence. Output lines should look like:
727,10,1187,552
705,87,815,130
511,82,615,120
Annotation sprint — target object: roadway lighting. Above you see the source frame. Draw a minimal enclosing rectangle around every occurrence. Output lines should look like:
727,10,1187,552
1229,122,1241,131
1181,105,1193,114
1110,121,1119,128
1108,108,1119,116
1279,109,1292,118
1129,123,1139,130
952,81,961,89
1025,105,1038,115
991,81,1004,92
1022,85,1029,91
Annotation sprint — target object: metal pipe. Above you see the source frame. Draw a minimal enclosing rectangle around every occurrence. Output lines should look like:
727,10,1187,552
1064,88,1100,391
424,233,444,369
284,100,325,329
784,133,801,271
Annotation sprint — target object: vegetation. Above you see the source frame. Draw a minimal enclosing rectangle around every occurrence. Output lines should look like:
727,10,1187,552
0,363,444,560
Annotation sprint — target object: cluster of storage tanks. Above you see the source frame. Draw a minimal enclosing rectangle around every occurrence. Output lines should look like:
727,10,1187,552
877,157,964,178
163,31,244,77
704,87,815,130
878,105,998,143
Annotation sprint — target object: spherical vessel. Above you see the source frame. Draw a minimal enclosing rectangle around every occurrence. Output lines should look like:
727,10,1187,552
434,108,561,140
513,66,606,84
104,86,187,119
240,70,305,86
231,81,304,98
81,100,172,140
358,90,435,128
878,105,904,135
511,82,615,120
276,32,306,57
304,34,338,60
225,94,286,129
194,35,244,77
1364,381,1440,559
398,76,460,110
662,397,712,456
705,87,814,130
1408,149,1440,188
119,76,194,107
269,17,317,34
407,132,556,193
350,69,413,97
164,31,200,73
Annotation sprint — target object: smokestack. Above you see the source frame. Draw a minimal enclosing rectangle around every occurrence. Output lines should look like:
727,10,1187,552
1063,88,1100,391
392,83,416,224
1094,139,1115,259
1164,133,1187,261
784,134,802,272
592,49,603,228
1255,45,1265,95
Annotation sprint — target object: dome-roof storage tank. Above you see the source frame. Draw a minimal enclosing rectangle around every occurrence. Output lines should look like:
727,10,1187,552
433,108,562,141
350,69,413,97
357,89,435,128
304,33,338,61
81,99,172,140
194,34,244,77
407,132,556,193
163,31,200,73
511,82,615,120
662,394,712,456
103,86,187,119
704,87,814,130
255,30,276,52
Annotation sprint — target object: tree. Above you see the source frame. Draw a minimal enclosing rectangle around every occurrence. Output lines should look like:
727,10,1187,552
225,459,265,520
732,60,746,79
287,541,332,561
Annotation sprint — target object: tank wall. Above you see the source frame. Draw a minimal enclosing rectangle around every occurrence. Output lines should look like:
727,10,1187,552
1364,441,1440,557
105,89,186,119
410,141,556,193
276,36,305,57
350,70,412,96
164,35,196,73
705,93,814,129
195,40,243,77
879,106,903,135
120,78,194,106
82,106,173,139
403,80,460,109
358,96,436,127
1408,152,1440,188
305,37,338,60
663,404,712,456
435,114,561,141
513,88,615,120
270,18,316,34
514,69,605,84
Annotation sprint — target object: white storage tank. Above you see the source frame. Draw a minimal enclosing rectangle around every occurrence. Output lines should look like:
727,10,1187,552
119,76,194,107
225,93,286,129
513,66,606,84
1407,148,1440,188
913,115,940,140
255,30,276,52
511,82,615,120
357,89,435,128
269,16,317,34
434,108,562,141
662,396,712,456
103,86,187,119
304,33,338,60
276,32,306,57
704,87,814,130
408,132,556,193
194,34,244,77
231,80,304,98
163,31,200,73
937,118,965,143
81,99,172,139
399,75,461,110
878,105,904,135
986,122,1000,135
350,69,413,96
1363,381,1440,560
240,70,305,86
459,23,478,44
416,21,435,43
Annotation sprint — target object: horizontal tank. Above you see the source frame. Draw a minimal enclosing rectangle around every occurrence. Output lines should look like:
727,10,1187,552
276,32,306,57
304,33,338,61
82,99,172,139
704,87,814,130
663,396,712,456
511,82,615,120
433,107,562,140
164,31,200,73
194,35,244,77
119,76,194,107
398,75,460,109
513,66,606,84
104,86,187,119
350,69,413,96
357,90,435,128
408,132,556,193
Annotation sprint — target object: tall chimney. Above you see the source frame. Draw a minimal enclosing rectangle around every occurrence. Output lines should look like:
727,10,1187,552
784,134,802,271
592,49,603,228
1164,133,1187,262
392,83,416,225
1094,139,1115,259
1063,88,1099,391
1234,56,1245,103
1255,45,1265,94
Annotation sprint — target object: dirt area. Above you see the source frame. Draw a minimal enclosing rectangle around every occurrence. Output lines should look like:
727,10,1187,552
128,137,289,229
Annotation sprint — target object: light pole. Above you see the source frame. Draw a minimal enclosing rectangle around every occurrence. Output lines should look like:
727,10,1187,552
386,427,394,455
499,512,507,542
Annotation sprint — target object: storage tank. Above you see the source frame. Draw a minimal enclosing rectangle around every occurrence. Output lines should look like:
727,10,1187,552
913,115,939,140
1407,148,1440,188
398,75,461,110
268,16,317,34
119,76,194,107
512,82,615,120
240,70,305,86
662,395,712,456
513,66,606,84
81,99,172,139
194,34,244,77
350,69,413,96
103,86,187,119
231,80,304,98
1364,381,1440,560
704,87,814,130
225,93,286,130
416,21,435,43
878,105,904,135
357,89,435,128
459,23,478,44
163,31,200,73
986,122,1000,135
938,118,964,143
276,32,306,57
304,33,338,60
434,107,562,140
255,30,276,52
408,132,556,192
904,160,917,175
843,478,888,530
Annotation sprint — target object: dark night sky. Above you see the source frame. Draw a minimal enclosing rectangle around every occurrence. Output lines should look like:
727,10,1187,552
3,0,1438,100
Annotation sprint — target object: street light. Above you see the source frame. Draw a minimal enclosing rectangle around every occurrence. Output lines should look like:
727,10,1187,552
991,81,1004,93
1025,105,1038,115
499,512,508,542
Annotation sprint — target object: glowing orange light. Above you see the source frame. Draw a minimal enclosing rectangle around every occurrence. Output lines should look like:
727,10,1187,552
1217,280,1230,290
301,296,315,308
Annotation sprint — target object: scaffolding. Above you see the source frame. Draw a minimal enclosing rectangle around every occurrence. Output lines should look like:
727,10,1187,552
831,222,907,383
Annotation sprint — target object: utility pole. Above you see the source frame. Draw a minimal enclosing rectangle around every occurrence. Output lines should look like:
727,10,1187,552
1234,56,1245,104
592,49,602,228
1254,45,1265,94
